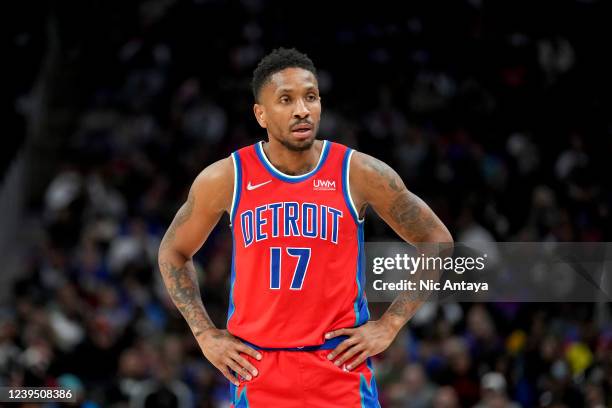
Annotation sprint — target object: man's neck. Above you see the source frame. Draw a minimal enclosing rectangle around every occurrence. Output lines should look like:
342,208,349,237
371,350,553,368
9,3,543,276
262,139,323,176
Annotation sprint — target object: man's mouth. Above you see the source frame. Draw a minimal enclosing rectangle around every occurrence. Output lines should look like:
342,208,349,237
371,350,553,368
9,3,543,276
291,123,313,135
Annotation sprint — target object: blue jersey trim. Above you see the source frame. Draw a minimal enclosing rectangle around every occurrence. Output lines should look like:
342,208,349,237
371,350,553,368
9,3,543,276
230,152,242,224
227,152,241,326
354,222,370,326
359,360,381,408
230,382,250,407
255,140,330,183
341,149,365,224
227,224,237,325
341,148,369,327
239,335,349,351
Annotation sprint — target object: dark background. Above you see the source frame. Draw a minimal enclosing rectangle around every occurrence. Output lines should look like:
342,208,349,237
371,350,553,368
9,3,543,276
2,0,611,407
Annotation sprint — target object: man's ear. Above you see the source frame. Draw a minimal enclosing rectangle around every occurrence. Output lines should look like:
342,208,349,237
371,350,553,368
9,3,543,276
253,104,267,128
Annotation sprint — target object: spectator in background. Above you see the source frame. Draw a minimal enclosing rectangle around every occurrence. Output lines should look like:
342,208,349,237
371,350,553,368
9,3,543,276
132,357,192,408
387,363,437,408
473,372,520,408
5,0,612,406
105,347,148,407
433,386,461,408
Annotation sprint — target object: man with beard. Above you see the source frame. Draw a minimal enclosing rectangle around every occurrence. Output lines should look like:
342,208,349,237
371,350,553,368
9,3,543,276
158,48,452,407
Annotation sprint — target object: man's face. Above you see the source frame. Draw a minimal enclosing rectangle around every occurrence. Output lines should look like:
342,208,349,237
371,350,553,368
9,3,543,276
254,67,321,151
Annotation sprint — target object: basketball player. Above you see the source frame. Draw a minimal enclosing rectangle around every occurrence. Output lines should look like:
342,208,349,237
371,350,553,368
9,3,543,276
158,48,452,407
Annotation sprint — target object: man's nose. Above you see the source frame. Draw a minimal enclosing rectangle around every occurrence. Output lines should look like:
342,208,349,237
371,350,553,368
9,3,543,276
293,98,310,118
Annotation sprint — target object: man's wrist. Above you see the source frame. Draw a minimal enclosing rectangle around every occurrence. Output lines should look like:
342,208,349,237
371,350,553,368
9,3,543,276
193,325,218,340
379,314,405,336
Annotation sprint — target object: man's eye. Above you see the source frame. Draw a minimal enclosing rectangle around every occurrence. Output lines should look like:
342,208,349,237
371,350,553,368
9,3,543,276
280,97,289,103
306,94,317,101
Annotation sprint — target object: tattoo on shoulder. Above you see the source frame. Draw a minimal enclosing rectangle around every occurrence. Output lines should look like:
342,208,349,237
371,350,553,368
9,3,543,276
363,155,403,192
358,154,439,242
160,190,195,250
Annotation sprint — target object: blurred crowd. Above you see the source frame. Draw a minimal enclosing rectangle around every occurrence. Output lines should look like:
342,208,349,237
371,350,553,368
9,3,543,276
3,0,612,407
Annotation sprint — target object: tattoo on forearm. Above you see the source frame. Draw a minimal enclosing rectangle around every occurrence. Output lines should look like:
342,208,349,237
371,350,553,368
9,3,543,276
160,190,195,251
387,294,411,320
159,260,213,337
159,190,214,337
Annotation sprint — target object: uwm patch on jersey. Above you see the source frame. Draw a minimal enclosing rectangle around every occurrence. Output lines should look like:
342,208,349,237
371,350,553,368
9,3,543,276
227,140,370,348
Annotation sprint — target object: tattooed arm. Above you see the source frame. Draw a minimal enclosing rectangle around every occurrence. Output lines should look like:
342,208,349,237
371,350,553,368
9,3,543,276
158,157,261,386
351,151,452,329
325,151,452,370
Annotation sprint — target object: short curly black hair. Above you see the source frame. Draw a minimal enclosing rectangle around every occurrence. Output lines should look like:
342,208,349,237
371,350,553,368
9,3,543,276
251,48,317,102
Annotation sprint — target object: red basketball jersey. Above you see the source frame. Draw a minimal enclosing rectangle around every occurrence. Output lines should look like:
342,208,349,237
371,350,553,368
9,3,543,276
227,140,370,348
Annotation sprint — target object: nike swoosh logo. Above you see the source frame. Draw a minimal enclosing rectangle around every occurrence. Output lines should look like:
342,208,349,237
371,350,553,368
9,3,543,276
247,180,272,190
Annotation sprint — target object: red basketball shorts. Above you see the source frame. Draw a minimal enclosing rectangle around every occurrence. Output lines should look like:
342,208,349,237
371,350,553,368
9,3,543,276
229,349,380,407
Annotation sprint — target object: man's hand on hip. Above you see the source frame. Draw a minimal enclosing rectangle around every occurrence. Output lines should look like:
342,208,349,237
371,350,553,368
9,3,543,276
197,329,262,386
324,320,397,371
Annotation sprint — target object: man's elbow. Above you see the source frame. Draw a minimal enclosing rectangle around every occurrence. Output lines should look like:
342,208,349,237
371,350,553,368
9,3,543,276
432,227,453,259
431,226,453,245
158,242,190,266
158,239,170,262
